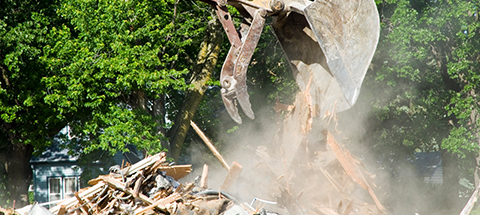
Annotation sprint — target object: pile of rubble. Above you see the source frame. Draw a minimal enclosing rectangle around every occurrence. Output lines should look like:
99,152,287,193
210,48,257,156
244,129,386,215
5,90,389,215
40,152,260,215
235,89,388,215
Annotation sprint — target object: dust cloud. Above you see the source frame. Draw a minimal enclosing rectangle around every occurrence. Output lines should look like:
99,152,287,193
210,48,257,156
180,97,379,213
334,81,467,215
179,82,464,214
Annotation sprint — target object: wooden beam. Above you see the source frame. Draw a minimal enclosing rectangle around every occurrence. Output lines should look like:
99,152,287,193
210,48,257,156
99,176,158,208
49,182,106,214
123,153,166,176
74,192,91,215
134,193,181,215
190,120,230,171
158,165,192,181
459,182,480,215
323,130,386,212
220,162,243,191
200,164,209,189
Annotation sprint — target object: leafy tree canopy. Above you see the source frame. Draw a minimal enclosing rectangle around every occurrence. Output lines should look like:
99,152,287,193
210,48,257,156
346,0,480,213
41,0,211,154
0,0,212,206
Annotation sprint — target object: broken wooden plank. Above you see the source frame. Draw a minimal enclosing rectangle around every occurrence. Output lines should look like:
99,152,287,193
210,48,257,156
99,175,157,207
123,152,166,176
323,130,366,189
74,192,90,215
280,91,314,168
132,170,144,199
459,181,480,215
49,182,106,214
190,120,230,171
158,165,192,181
145,155,166,175
134,193,181,215
323,130,386,213
200,164,208,189
57,205,67,215
220,161,243,192
183,182,195,193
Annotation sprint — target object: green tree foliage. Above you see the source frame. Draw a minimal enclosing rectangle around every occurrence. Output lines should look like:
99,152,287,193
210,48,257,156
0,0,212,206
351,0,480,213
0,0,292,206
41,0,207,154
1,0,62,206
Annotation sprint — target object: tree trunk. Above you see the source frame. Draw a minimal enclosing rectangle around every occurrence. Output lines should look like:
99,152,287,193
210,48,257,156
470,100,480,188
432,41,461,93
152,95,168,156
0,141,33,208
154,95,167,136
168,15,223,161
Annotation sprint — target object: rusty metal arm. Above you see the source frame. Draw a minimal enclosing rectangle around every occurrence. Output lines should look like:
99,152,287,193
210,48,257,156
219,9,266,123
201,0,269,123
233,9,266,120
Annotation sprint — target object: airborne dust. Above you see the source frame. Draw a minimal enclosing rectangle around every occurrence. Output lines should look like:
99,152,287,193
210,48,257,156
180,82,468,215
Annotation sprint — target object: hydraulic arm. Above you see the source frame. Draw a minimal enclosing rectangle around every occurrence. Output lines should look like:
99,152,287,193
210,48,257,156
201,0,380,123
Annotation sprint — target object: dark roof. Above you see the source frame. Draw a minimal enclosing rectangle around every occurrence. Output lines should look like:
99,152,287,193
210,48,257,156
113,145,144,165
31,140,143,165
30,140,78,163
414,151,442,177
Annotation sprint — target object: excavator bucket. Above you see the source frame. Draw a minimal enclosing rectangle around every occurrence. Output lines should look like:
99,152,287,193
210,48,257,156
205,0,379,123
272,0,380,116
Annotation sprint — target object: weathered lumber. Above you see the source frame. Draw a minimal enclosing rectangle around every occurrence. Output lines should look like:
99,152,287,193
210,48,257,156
220,161,243,192
74,192,90,215
190,120,230,171
459,181,480,215
200,164,209,189
57,205,66,215
134,193,181,215
99,176,157,207
323,130,386,212
158,165,192,181
49,182,106,214
123,152,166,176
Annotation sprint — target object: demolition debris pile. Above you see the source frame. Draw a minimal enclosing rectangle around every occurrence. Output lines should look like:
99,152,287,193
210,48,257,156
44,152,251,215
232,90,387,215
4,92,389,215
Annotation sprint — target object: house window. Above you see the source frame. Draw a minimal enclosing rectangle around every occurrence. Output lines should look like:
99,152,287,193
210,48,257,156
64,177,77,198
48,177,79,201
48,178,61,202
